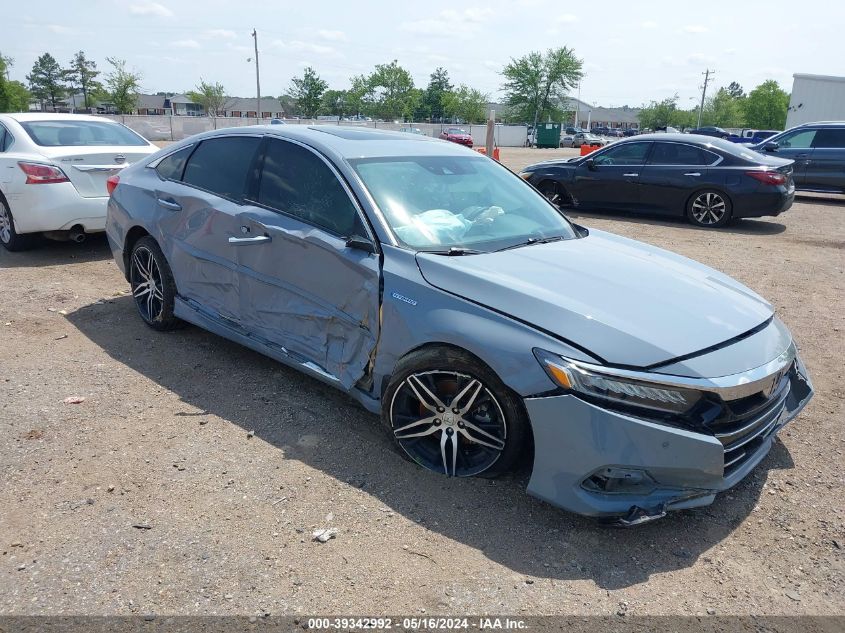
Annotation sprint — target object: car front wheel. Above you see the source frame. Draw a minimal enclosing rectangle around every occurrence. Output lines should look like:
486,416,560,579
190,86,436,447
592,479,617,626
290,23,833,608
382,347,529,478
687,190,732,228
129,236,183,331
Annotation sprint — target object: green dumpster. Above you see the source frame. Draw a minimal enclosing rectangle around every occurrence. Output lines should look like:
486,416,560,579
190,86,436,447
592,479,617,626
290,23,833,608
536,122,562,148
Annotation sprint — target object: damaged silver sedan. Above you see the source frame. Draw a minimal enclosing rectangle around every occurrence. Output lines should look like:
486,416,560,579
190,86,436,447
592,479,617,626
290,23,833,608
105,126,813,524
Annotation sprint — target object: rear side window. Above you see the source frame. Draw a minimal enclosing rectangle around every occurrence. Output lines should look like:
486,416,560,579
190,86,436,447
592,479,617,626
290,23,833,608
182,137,261,202
649,143,716,166
0,125,10,152
257,138,363,237
19,120,148,147
812,128,845,148
155,146,193,181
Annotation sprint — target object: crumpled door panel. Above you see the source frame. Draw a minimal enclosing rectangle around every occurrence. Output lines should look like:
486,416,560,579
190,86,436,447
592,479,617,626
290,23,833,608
235,209,379,389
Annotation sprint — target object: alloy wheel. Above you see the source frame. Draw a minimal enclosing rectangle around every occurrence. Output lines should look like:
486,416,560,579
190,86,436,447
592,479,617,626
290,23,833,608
540,183,561,206
130,246,165,323
691,192,727,225
0,203,11,244
389,370,507,477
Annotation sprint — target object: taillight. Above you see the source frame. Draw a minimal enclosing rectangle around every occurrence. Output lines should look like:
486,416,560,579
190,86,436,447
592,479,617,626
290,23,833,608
746,170,786,186
106,174,120,196
18,161,69,184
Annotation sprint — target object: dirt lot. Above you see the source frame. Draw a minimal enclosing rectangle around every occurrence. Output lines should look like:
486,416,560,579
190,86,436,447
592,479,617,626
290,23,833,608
0,147,843,617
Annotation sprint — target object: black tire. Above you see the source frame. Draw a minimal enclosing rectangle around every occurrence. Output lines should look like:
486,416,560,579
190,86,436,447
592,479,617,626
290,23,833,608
686,189,733,228
537,180,569,207
0,196,36,252
381,346,529,479
128,236,183,331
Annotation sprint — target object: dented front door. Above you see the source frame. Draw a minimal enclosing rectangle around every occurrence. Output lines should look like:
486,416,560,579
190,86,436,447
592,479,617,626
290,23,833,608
233,137,380,389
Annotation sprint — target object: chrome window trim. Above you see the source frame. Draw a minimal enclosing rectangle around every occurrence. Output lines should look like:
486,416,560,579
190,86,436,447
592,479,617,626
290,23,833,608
563,341,796,401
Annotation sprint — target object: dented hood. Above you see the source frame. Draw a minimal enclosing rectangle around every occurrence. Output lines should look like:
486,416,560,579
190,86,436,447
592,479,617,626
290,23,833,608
415,229,773,367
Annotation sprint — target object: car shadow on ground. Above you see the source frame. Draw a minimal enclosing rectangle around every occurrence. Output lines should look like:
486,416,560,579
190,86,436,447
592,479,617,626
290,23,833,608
565,209,787,236
67,297,794,590
0,234,113,269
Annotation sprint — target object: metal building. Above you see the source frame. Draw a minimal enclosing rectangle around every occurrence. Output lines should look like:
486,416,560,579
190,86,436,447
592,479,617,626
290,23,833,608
787,74,845,127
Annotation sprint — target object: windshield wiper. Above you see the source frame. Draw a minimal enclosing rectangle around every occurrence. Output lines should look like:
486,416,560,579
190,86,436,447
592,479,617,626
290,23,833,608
495,235,567,252
424,247,485,256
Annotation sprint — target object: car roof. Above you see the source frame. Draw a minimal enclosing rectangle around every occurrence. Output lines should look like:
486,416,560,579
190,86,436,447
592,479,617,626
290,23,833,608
795,121,845,127
1,112,120,124
185,124,476,159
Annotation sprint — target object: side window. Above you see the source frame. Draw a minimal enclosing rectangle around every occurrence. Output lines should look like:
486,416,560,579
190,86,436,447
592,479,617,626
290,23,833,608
155,146,193,181
0,125,10,152
811,128,845,148
593,142,651,166
778,129,816,149
257,138,363,237
182,136,261,202
649,143,710,166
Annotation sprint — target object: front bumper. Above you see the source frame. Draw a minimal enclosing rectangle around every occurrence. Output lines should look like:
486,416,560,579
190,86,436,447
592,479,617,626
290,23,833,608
524,357,813,518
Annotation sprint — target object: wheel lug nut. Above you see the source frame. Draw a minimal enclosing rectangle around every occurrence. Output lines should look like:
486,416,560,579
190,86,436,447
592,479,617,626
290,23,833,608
437,407,444,413
452,408,459,414
433,419,441,426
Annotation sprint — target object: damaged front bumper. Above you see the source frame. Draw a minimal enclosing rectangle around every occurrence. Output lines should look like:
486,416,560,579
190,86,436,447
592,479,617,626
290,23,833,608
524,356,813,520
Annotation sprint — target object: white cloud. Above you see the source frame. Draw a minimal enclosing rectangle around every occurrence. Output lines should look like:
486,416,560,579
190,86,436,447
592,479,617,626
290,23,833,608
204,29,237,40
555,14,578,23
46,24,73,34
640,20,658,29
688,53,716,65
401,7,493,37
724,47,737,55
270,39,335,55
171,39,200,49
129,2,173,17
682,25,709,33
317,29,348,42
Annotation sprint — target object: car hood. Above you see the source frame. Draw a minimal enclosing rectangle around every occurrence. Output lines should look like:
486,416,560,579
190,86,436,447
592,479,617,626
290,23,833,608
415,230,773,368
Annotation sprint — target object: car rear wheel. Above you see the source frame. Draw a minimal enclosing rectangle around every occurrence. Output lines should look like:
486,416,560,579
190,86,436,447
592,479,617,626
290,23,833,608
687,190,732,228
0,197,35,252
129,236,183,331
382,347,529,479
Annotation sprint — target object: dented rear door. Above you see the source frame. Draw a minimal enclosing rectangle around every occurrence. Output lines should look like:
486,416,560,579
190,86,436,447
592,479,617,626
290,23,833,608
234,137,380,389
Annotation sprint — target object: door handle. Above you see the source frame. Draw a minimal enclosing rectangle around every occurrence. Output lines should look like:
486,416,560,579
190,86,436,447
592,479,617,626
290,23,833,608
684,172,701,176
156,197,181,211
622,172,639,177
228,235,271,245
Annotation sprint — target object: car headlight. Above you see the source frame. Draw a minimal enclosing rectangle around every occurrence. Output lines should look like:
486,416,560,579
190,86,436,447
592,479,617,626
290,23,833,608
534,349,702,415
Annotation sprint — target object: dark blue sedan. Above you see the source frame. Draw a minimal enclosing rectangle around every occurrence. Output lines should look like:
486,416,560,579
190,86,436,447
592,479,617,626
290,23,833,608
519,134,795,228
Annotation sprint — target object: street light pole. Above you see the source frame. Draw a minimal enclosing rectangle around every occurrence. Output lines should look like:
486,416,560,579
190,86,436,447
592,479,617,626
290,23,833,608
252,29,261,124
697,68,714,128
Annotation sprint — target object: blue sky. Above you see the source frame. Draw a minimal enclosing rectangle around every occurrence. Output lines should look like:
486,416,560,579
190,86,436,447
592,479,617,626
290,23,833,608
4,0,844,107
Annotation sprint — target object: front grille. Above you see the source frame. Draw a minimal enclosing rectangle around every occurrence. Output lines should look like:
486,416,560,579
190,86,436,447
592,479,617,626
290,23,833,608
706,365,792,476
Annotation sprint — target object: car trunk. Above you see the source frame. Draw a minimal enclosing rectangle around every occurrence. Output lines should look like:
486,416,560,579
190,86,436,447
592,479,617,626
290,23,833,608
38,147,152,198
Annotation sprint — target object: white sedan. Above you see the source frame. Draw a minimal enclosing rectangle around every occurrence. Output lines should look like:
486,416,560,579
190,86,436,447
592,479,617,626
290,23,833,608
0,113,158,251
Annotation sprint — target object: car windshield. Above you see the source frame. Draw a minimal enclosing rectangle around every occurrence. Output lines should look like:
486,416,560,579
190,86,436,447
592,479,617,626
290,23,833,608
20,120,149,147
350,155,578,252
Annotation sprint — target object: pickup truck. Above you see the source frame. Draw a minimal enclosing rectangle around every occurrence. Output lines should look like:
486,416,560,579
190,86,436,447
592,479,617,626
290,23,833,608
727,129,779,145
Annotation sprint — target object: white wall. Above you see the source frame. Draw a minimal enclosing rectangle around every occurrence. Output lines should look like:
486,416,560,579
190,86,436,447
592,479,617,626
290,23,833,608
100,114,529,146
786,74,845,127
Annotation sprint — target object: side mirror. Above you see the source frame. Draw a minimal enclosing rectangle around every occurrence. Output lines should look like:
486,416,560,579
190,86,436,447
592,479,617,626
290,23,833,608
585,158,597,170
763,141,779,152
346,234,376,254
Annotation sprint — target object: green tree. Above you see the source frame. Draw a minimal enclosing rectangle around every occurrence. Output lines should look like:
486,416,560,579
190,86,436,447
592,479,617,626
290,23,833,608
726,81,745,99
27,53,65,110
320,89,348,117
743,80,789,129
188,79,227,116
637,95,681,129
346,74,372,117
66,51,101,109
104,57,141,114
701,87,745,128
501,47,583,127
288,67,327,118
0,55,30,112
365,60,416,121
442,85,489,123
422,67,452,122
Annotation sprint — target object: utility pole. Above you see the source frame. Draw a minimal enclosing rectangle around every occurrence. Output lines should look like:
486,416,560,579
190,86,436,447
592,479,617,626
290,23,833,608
252,29,261,124
697,68,714,128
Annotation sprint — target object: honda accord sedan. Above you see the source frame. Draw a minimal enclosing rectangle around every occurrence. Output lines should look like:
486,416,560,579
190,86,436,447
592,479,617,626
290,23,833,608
520,134,795,228
0,113,158,250
106,126,813,524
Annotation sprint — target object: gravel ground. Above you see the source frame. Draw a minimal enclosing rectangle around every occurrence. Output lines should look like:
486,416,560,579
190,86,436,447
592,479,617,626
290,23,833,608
0,147,843,617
